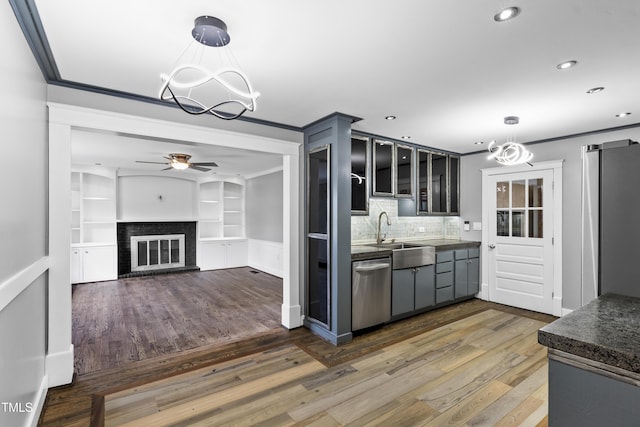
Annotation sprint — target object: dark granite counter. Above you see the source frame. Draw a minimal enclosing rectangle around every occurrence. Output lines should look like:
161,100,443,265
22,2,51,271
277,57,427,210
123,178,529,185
351,239,480,260
538,293,640,373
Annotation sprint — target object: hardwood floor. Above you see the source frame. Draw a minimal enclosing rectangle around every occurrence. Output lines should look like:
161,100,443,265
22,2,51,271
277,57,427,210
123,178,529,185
72,267,283,375
101,309,550,426
39,298,555,426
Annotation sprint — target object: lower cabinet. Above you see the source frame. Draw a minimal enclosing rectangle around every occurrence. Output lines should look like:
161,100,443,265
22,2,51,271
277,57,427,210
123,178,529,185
454,248,480,298
392,265,435,316
435,251,454,304
71,244,117,284
199,239,248,270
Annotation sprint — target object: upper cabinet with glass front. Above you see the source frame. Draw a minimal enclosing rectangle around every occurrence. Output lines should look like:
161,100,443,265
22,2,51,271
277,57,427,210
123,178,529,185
395,144,414,197
417,150,460,215
351,136,369,214
373,139,394,196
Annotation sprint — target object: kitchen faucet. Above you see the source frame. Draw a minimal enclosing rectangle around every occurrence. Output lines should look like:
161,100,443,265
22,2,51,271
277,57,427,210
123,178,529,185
376,211,391,244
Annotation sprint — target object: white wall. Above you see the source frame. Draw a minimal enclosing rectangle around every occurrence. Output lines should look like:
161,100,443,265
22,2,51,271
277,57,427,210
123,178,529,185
0,1,49,425
460,128,640,310
246,170,283,242
118,175,196,220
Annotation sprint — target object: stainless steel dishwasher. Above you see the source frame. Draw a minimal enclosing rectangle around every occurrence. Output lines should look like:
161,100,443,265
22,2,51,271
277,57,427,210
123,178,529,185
352,257,391,331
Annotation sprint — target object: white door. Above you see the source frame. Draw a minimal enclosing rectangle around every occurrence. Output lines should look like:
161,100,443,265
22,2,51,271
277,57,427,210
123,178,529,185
487,169,554,314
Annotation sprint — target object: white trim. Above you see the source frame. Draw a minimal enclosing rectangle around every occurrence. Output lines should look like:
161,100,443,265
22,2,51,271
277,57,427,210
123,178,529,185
26,375,48,427
561,307,574,317
282,303,303,329
45,344,75,387
248,239,284,278
481,160,564,316
0,257,49,312
244,166,284,180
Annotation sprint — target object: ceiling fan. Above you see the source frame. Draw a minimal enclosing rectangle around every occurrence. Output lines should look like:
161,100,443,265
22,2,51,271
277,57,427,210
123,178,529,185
135,153,218,172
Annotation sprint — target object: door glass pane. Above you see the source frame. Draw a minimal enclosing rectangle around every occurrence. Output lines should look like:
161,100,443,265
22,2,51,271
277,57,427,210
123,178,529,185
160,240,169,264
149,240,159,265
171,239,179,262
529,210,543,238
512,210,525,237
396,145,413,195
374,140,393,194
351,137,367,212
431,153,447,213
497,210,509,236
308,237,329,325
496,181,509,209
418,151,429,213
137,241,147,266
512,180,526,208
528,178,543,207
308,148,329,234
450,156,459,213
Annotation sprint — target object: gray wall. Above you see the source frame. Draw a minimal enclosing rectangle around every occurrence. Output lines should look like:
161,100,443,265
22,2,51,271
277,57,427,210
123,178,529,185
460,127,640,310
246,171,284,242
0,1,49,424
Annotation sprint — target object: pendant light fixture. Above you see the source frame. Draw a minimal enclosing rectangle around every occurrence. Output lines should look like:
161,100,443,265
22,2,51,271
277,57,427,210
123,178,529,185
487,116,533,166
159,16,260,120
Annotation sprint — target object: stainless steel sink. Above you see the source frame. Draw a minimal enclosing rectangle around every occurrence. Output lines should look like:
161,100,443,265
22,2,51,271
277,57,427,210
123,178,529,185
369,242,407,249
391,245,435,269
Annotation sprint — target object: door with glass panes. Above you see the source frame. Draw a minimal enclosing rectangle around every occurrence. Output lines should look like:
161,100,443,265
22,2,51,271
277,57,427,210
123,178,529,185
487,169,554,314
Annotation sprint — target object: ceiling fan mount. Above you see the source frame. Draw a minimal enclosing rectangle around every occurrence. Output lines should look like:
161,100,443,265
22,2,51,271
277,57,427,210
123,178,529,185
136,153,218,172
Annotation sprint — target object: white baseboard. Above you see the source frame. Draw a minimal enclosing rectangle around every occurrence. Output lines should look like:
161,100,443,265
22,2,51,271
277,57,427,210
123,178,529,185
561,307,573,317
27,375,48,427
281,303,302,329
46,344,74,387
248,239,283,278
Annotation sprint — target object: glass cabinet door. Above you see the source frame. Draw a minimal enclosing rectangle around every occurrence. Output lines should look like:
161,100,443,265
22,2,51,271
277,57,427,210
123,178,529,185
417,150,430,214
395,144,414,197
431,153,448,213
449,156,460,214
373,139,394,196
307,146,330,327
351,136,369,213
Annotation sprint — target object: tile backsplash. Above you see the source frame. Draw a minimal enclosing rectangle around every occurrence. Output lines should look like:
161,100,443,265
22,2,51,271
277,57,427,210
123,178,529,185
351,198,460,243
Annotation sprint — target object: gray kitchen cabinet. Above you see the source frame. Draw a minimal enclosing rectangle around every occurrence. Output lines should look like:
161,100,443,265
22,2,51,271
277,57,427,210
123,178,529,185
435,251,454,304
454,248,480,298
392,265,435,316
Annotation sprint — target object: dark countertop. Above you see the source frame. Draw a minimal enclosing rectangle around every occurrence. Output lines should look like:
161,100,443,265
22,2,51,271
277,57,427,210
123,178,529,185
351,239,480,260
538,293,640,373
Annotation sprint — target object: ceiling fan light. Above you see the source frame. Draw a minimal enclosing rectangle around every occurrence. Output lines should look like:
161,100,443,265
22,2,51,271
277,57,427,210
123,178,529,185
171,161,190,170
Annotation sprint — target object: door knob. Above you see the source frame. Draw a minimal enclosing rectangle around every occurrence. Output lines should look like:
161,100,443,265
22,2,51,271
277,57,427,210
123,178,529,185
488,244,496,249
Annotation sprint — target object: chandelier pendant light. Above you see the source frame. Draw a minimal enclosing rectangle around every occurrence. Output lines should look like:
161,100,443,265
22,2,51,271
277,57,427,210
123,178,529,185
159,16,260,120
487,116,533,166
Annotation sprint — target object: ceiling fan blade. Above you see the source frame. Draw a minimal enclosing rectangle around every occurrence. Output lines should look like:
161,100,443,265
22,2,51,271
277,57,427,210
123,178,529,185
190,165,211,172
191,162,218,167
136,160,169,165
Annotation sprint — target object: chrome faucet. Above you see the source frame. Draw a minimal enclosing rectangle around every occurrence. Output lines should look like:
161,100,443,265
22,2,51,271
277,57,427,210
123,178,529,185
377,211,391,244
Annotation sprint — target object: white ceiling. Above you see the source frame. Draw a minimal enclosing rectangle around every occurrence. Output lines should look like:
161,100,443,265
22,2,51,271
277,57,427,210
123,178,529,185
30,0,640,164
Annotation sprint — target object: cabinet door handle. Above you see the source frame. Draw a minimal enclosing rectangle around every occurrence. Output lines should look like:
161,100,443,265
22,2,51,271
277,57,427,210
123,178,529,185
488,244,496,249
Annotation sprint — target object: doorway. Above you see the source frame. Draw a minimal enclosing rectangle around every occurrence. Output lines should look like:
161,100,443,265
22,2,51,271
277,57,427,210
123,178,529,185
481,161,563,316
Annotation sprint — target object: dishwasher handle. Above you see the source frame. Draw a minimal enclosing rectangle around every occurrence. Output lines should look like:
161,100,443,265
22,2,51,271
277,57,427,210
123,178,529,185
354,263,391,272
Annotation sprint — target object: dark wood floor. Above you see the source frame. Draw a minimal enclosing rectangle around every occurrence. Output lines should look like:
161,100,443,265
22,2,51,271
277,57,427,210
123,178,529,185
72,267,283,375
40,297,556,426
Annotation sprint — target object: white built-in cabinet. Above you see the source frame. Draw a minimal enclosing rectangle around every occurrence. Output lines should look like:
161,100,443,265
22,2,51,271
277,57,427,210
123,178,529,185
70,169,117,283
197,177,247,270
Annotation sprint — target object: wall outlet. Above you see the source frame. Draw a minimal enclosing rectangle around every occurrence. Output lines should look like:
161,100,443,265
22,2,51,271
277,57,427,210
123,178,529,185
473,222,482,231
419,226,425,233
463,221,470,231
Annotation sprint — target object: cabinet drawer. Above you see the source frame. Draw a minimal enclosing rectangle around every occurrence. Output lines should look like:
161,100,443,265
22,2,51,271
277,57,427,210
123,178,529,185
468,247,480,258
436,261,453,273
454,249,468,260
436,271,453,288
436,286,453,304
436,251,453,263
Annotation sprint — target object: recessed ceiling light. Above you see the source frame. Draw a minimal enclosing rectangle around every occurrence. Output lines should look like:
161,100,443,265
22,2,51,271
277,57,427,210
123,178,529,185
494,6,520,22
385,115,397,120
616,112,632,118
586,87,605,94
557,60,578,70
475,141,484,145
401,135,411,139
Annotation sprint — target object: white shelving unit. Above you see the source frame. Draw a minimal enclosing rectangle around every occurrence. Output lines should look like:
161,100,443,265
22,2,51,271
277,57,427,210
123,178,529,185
70,168,117,283
197,178,247,270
